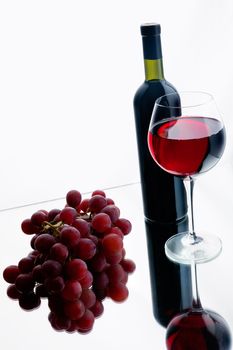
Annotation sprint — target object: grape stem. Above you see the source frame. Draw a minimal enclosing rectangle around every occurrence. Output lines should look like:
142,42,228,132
43,221,63,229
42,221,63,237
42,211,92,237
78,213,92,221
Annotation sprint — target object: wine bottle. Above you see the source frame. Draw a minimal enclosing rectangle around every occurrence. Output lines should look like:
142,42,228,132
133,23,187,222
133,23,192,326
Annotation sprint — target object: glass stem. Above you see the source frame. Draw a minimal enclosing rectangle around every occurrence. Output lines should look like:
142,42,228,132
185,176,196,241
187,177,202,309
191,262,202,309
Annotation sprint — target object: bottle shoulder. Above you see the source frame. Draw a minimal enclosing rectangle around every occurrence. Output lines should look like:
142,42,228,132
133,79,177,105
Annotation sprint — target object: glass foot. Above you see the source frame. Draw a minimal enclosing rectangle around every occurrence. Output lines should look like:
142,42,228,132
165,232,222,264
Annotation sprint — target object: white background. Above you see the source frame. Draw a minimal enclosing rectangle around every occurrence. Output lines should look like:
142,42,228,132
0,0,233,348
0,0,233,209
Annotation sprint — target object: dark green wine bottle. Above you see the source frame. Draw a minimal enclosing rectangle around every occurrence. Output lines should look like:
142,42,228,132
134,23,187,222
133,23,192,327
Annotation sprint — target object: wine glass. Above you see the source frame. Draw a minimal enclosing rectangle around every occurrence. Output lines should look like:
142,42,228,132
148,91,231,349
165,262,231,349
148,91,225,264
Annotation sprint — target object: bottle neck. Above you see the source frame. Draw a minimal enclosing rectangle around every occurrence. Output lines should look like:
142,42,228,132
142,33,164,81
144,58,164,81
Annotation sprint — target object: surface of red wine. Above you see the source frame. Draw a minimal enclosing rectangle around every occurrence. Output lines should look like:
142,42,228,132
148,116,225,176
166,309,231,350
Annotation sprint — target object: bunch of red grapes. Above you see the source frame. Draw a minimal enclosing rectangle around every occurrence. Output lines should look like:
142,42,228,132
3,189,136,334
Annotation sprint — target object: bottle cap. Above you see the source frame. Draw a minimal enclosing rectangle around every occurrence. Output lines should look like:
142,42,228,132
140,23,162,59
140,23,161,36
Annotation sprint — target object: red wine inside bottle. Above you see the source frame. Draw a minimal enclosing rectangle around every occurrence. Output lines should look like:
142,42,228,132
133,23,192,326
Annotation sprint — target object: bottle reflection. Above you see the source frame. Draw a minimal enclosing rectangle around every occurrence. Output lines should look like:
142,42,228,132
145,217,193,327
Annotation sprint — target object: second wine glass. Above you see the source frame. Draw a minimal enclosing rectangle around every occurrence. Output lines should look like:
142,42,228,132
148,91,226,264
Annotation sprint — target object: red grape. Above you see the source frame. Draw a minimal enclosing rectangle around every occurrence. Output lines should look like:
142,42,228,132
60,207,77,225
91,190,106,197
3,265,20,284
80,289,96,309
30,235,38,249
63,300,85,320
66,190,82,208
90,300,104,318
61,280,82,301
76,309,95,331
34,234,56,253
115,218,132,235
48,209,61,222
106,264,125,283
19,292,41,310
106,198,115,205
41,260,62,279
60,226,80,249
93,271,109,290
121,271,128,284
53,213,61,223
121,259,136,273
31,210,48,226
106,252,123,265
89,195,107,213
74,238,96,260
79,271,93,289
107,226,124,239
32,265,44,283
7,284,21,299
28,248,40,258
72,218,90,237
77,198,89,213
66,321,77,333
50,243,69,263
122,248,126,259
45,276,65,293
101,205,120,223
65,259,88,280
48,312,61,331
21,218,39,235
48,295,63,314
54,315,71,331
15,273,35,293
102,234,123,256
18,257,34,273
108,282,129,302
89,251,107,272
92,213,112,233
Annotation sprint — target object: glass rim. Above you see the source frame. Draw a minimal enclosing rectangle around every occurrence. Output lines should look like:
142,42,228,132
154,91,214,109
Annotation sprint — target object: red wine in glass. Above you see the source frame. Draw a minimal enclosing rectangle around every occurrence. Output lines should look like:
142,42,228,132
166,309,231,350
148,116,226,177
